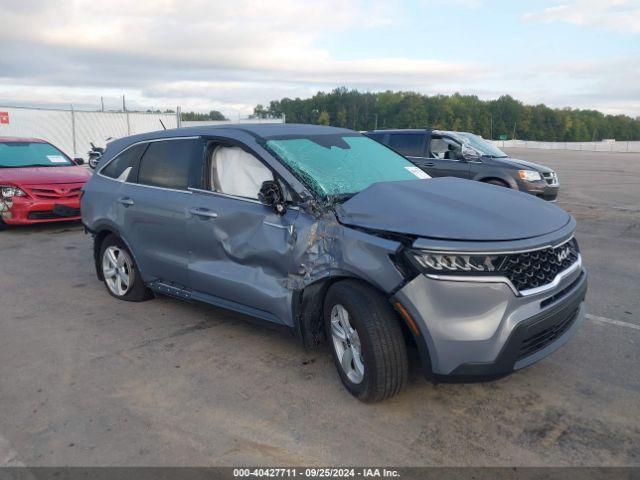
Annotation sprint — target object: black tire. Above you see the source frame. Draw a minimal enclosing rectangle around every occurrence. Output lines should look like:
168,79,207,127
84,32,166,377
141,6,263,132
0,217,6,231
484,178,509,188
98,234,153,302
324,280,408,402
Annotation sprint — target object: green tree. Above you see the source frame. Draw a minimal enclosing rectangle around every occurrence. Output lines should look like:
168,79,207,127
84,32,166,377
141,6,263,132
253,88,640,141
317,110,330,125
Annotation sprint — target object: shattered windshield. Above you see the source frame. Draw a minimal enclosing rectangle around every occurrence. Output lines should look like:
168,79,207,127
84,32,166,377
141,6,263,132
266,134,426,198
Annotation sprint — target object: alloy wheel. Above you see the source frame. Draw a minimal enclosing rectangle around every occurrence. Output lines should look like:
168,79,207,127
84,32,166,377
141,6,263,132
102,246,133,296
330,304,365,384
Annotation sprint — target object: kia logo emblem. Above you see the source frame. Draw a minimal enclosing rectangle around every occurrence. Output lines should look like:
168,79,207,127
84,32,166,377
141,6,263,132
557,247,570,262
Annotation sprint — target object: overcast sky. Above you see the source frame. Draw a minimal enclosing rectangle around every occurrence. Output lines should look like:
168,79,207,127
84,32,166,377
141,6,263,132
0,0,639,117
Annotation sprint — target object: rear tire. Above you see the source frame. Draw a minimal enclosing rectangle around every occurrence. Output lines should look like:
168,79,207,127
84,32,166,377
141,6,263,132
324,280,408,402
0,218,6,231
99,234,153,302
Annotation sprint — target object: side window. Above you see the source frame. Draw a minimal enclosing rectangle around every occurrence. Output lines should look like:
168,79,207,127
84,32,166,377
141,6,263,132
387,134,424,157
429,137,462,160
137,139,201,190
101,143,147,181
210,146,274,200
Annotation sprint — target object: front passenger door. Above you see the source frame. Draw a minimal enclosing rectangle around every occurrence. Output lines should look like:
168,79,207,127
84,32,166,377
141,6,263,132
425,136,471,179
186,143,302,326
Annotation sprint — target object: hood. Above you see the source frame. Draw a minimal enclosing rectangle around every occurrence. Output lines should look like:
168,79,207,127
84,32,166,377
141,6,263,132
495,156,553,173
335,178,571,242
0,166,92,185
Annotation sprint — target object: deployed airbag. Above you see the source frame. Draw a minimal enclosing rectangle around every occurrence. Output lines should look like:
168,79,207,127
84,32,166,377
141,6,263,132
213,146,273,199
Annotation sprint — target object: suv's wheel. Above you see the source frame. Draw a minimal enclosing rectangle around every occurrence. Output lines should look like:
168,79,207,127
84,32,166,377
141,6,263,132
324,280,408,402
0,217,6,231
99,234,152,302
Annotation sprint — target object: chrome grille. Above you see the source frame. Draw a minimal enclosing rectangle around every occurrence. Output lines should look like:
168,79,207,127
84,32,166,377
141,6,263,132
542,172,558,185
24,184,83,199
498,238,580,293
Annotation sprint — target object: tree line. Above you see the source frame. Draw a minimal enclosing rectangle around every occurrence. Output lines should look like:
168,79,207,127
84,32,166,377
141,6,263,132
252,88,640,141
181,110,227,121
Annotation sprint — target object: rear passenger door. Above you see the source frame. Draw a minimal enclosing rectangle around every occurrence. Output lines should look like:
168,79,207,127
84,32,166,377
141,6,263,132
120,137,203,286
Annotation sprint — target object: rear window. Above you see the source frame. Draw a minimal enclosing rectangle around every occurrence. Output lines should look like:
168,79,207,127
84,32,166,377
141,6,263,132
101,143,147,181
0,142,73,168
137,139,202,190
387,134,424,157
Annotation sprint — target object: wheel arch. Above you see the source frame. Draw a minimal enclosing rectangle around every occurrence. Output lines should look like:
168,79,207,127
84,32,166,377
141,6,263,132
293,275,415,353
91,225,142,281
476,174,518,190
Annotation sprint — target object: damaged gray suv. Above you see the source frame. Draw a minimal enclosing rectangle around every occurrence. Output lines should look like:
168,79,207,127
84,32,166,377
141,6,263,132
82,124,587,402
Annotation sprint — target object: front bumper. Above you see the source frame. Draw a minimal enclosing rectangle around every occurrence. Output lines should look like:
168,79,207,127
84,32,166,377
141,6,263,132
393,263,587,379
0,195,81,225
518,179,559,201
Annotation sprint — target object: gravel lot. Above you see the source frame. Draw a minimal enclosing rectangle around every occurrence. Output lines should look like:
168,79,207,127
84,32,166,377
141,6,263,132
0,148,638,467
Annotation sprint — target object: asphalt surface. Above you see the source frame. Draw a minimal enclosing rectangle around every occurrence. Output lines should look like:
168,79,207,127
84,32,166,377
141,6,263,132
0,148,639,467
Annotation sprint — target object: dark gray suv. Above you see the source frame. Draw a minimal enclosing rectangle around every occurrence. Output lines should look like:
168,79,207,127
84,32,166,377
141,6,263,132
81,124,586,402
366,129,560,201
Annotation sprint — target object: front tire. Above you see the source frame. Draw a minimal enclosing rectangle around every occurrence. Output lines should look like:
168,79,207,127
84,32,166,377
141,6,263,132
324,280,408,402
99,234,152,302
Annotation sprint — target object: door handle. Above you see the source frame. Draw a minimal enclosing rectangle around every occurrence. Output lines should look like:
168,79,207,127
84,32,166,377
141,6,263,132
189,208,218,219
118,197,134,206
421,162,435,167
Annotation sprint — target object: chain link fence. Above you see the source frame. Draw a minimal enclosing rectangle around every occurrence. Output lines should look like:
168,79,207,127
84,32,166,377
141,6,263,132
0,106,179,159
0,106,286,160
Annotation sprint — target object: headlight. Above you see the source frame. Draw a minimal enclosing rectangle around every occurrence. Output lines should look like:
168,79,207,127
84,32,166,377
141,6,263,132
0,186,26,198
407,250,504,274
518,170,542,182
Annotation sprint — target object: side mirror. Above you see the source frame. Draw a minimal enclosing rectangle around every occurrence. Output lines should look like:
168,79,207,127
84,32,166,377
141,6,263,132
259,180,287,215
73,157,85,166
461,144,481,161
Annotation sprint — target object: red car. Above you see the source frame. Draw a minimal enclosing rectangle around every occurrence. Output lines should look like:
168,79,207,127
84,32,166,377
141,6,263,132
0,137,92,229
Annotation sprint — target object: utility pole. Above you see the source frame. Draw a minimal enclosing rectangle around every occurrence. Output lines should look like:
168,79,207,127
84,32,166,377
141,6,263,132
122,95,126,112
374,113,378,130
100,96,104,112
512,121,517,140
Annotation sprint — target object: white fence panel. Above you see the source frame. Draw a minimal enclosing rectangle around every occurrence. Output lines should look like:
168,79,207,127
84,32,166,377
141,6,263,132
492,139,640,153
129,112,177,135
73,111,130,158
0,106,179,158
181,117,284,127
0,107,74,156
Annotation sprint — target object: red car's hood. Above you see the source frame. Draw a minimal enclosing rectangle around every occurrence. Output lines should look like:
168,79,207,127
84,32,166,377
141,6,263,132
0,166,92,185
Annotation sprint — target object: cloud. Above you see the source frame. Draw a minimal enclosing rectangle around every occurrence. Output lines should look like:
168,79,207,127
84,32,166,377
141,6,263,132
523,0,640,34
0,0,486,115
0,0,638,118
